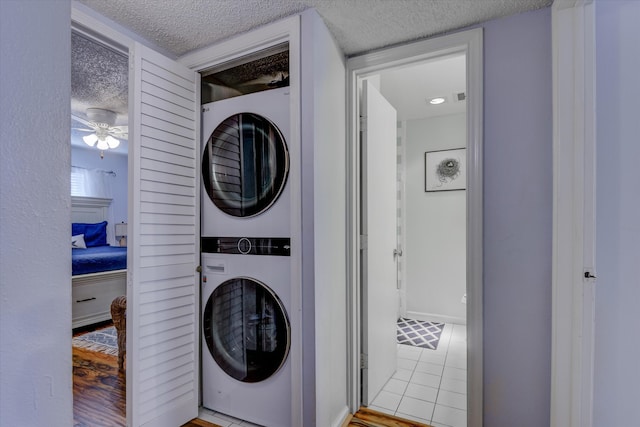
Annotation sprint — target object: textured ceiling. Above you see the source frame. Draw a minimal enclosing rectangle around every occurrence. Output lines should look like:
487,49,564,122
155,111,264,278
77,0,552,57
71,31,128,124
71,0,551,153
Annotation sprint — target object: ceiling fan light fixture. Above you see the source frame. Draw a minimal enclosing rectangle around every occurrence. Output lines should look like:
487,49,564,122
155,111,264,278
96,138,110,150
83,133,98,147
106,135,120,149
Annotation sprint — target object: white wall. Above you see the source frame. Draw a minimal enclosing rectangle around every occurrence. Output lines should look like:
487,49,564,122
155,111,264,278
300,9,348,427
593,1,640,425
404,114,467,323
0,1,73,426
481,8,552,425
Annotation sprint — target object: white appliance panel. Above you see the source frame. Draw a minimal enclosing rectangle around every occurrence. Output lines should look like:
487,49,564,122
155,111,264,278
201,87,291,238
201,252,292,426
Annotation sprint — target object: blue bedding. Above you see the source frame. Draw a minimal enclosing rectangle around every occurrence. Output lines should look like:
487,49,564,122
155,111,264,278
72,246,127,276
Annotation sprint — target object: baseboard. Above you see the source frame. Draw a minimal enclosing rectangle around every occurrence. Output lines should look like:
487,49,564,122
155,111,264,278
405,310,466,325
333,406,351,427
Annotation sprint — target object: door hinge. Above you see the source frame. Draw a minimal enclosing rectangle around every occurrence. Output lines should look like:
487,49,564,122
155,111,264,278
360,234,367,251
359,115,367,131
360,353,368,369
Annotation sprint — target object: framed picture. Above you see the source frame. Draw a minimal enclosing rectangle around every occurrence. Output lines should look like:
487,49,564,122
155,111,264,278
425,148,466,192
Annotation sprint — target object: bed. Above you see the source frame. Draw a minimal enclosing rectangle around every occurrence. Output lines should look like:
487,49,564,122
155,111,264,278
71,196,127,329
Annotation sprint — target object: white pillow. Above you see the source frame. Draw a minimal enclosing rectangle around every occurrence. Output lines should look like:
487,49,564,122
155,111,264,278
72,234,87,249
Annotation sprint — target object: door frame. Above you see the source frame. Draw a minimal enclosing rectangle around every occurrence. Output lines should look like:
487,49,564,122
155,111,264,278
550,1,596,426
346,28,483,426
71,4,135,423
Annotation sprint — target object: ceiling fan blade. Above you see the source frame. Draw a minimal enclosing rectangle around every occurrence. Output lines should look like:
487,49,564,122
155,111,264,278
109,126,128,139
72,127,95,132
71,114,94,128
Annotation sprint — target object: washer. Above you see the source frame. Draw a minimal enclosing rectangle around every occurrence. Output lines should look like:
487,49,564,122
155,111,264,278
201,87,290,238
201,239,291,427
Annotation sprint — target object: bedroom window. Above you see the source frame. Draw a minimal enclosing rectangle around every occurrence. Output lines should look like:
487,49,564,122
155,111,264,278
71,166,114,198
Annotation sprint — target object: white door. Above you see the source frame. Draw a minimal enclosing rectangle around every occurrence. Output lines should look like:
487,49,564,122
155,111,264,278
127,42,200,427
361,80,398,405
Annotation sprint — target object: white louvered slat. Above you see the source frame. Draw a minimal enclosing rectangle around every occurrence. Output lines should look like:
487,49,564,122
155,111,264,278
129,42,199,427
141,92,193,120
140,180,194,197
139,277,194,293
141,157,195,178
140,201,194,215
140,254,194,268
140,212,195,225
139,306,194,328
140,244,195,257
141,81,193,111
139,223,195,235
141,126,193,149
141,103,194,130
139,285,194,303
140,140,194,160
141,114,194,139
141,167,195,187
140,191,194,206
139,234,194,246
139,353,193,382
142,61,193,89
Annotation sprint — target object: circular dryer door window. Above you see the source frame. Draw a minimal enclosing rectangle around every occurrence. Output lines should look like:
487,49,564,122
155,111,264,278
203,277,290,383
202,113,289,217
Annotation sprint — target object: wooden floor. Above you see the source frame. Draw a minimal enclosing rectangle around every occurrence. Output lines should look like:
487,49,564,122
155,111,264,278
73,346,126,427
73,339,425,427
72,339,220,427
346,407,432,427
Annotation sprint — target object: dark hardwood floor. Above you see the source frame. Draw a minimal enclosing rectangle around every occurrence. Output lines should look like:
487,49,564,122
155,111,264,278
73,346,126,427
72,337,220,427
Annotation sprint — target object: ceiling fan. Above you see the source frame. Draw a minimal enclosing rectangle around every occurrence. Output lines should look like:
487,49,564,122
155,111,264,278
72,108,128,156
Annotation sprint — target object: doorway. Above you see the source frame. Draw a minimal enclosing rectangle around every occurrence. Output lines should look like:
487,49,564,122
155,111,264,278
70,25,130,426
346,29,483,427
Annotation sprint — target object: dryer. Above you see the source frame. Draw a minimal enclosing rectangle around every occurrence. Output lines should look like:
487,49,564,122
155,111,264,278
201,239,291,427
201,87,291,238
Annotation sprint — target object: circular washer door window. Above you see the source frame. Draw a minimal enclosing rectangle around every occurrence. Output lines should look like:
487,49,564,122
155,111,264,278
203,277,290,383
202,113,289,217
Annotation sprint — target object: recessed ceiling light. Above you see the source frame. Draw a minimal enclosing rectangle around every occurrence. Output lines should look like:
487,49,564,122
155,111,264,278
429,97,446,105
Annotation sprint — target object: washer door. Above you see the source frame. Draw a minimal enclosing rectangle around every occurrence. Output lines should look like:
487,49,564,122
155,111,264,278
202,113,289,217
203,277,290,383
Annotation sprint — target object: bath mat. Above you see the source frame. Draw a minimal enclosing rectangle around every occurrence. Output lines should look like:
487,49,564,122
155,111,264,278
397,317,444,350
72,326,118,356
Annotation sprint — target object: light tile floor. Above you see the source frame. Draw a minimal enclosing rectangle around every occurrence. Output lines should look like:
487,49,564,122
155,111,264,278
369,322,467,427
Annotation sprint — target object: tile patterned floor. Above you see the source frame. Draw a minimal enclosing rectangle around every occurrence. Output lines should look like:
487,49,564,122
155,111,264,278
198,322,467,427
368,322,467,427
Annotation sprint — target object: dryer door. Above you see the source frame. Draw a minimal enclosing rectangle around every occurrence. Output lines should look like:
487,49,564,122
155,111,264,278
203,277,290,383
202,113,289,217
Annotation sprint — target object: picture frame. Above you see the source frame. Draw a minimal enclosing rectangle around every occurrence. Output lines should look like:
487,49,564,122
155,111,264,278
425,148,466,192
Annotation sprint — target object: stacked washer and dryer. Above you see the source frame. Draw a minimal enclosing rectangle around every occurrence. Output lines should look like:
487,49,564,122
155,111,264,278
200,78,293,426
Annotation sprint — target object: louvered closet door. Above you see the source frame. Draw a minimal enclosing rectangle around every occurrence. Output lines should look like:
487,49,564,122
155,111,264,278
128,42,200,427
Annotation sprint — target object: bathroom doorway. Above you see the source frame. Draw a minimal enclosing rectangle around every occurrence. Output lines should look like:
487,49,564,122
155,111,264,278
347,29,483,427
